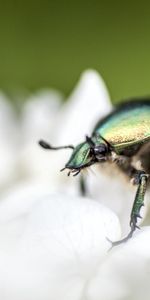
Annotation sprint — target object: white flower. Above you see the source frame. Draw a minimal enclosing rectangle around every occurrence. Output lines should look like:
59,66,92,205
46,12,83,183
0,190,120,300
0,70,149,300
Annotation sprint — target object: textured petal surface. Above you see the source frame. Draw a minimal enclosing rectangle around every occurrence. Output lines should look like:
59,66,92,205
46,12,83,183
86,227,150,300
0,190,120,300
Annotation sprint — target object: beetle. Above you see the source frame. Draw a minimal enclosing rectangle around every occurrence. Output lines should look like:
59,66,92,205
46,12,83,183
39,99,150,246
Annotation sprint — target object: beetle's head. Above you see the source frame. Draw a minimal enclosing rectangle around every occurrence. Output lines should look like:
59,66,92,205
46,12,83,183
63,136,110,176
39,134,111,177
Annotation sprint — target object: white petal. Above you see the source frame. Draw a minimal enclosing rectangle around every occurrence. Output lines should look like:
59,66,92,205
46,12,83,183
21,89,63,142
87,166,149,235
87,227,150,300
85,164,148,235
55,69,112,145
0,190,121,300
18,89,65,186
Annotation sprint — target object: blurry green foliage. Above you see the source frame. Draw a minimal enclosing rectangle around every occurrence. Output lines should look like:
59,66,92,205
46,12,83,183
0,0,150,102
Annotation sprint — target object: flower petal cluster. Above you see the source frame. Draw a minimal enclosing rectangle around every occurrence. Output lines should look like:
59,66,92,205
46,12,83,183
0,70,149,300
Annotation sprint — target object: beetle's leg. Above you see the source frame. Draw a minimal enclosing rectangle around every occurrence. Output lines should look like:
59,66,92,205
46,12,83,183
79,175,87,196
109,171,148,247
130,171,148,231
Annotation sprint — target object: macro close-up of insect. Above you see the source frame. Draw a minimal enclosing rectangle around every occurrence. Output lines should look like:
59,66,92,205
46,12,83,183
39,99,150,246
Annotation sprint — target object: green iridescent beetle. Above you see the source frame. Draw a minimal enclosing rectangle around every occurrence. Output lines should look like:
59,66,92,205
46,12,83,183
39,99,150,246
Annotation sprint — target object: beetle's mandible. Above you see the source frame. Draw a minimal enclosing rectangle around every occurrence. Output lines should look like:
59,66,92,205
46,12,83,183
39,99,150,246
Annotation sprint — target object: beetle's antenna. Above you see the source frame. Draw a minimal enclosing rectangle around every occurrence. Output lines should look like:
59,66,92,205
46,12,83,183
39,140,74,150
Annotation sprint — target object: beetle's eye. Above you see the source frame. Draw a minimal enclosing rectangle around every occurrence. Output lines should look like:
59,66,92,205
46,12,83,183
94,144,107,155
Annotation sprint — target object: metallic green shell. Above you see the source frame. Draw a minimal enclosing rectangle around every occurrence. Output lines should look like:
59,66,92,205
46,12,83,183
65,142,91,169
93,101,150,153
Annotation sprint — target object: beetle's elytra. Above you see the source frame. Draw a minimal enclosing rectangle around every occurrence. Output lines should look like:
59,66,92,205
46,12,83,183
39,99,150,246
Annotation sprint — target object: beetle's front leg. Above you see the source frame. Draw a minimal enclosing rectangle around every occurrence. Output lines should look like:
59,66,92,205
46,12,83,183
130,171,148,232
109,171,148,247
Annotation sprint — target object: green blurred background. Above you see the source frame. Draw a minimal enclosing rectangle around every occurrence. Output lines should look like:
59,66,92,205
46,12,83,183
1,0,150,102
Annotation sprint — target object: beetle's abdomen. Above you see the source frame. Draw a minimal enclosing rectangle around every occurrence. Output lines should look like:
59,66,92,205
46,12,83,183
94,102,150,154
